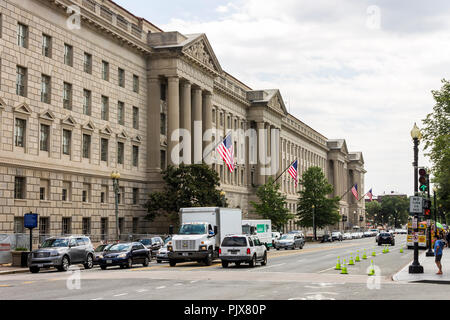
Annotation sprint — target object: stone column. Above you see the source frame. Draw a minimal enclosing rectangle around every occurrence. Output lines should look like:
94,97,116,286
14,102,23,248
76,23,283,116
180,80,192,164
167,76,180,166
202,91,213,164
333,160,339,198
147,77,161,172
192,87,203,164
257,121,266,186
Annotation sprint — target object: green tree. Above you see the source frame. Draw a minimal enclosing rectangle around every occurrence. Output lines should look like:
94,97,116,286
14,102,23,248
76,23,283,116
422,79,450,218
250,177,294,232
380,196,409,228
145,164,227,225
296,167,341,240
365,201,382,226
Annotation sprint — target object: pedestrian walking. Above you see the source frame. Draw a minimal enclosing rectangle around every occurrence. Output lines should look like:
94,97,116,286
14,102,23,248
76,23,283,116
434,235,445,275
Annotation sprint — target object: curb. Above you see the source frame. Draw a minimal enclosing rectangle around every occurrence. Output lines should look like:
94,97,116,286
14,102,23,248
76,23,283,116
0,269,29,275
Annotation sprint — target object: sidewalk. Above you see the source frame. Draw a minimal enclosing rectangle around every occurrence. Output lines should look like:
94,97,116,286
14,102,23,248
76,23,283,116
393,248,450,284
0,264,29,275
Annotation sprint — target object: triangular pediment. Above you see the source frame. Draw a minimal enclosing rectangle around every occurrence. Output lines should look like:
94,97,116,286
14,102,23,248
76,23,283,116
61,115,76,127
268,91,288,115
117,130,129,141
132,135,142,144
82,120,95,131
182,34,222,73
39,110,56,121
100,125,113,136
14,103,32,115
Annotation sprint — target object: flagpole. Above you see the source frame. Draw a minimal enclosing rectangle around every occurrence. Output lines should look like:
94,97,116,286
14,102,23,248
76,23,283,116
339,185,355,201
202,130,233,162
274,160,296,184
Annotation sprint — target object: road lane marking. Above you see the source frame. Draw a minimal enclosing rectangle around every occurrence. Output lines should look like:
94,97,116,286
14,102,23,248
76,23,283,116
0,284,11,287
136,289,148,293
247,263,286,272
22,281,34,284
156,286,166,290
113,293,128,297
91,297,104,300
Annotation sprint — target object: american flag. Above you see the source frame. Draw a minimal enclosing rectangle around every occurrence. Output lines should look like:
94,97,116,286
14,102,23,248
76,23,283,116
351,184,359,200
217,133,235,173
366,188,373,201
288,160,298,187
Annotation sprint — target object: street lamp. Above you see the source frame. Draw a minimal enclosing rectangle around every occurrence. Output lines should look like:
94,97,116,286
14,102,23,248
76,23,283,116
409,123,424,274
111,171,121,242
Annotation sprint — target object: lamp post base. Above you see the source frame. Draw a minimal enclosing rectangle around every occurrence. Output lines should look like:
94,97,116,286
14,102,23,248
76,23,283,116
426,249,435,257
409,264,424,274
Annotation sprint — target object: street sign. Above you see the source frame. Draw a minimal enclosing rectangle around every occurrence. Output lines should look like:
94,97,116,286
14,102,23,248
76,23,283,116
412,218,418,229
24,213,38,229
413,233,419,243
410,197,423,214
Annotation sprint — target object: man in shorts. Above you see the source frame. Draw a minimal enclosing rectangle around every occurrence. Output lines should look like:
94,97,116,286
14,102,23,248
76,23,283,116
434,235,445,275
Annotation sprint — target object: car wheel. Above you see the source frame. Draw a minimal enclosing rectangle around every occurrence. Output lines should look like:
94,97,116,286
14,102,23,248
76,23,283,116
249,255,257,268
57,255,70,272
261,252,267,266
378,242,382,246
83,254,93,270
29,267,40,273
157,260,162,264
300,243,304,249
143,256,150,267
169,260,177,267
235,262,241,267
100,265,107,270
276,248,280,251
222,261,229,268
126,258,133,269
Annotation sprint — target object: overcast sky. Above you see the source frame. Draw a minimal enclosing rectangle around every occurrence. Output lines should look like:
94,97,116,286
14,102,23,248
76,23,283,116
115,0,449,197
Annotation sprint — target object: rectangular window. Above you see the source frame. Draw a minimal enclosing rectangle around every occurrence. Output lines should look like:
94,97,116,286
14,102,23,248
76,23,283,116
40,124,50,152
212,109,216,124
118,68,125,87
160,150,166,170
41,74,51,103
133,75,139,93
117,142,124,164
119,218,124,234
62,217,71,235
83,52,92,74
62,181,71,202
132,106,139,129
100,185,108,203
39,217,49,237
101,218,108,240
118,187,125,205
82,218,91,235
101,138,108,162
118,101,124,125
102,60,109,81
132,188,139,205
82,184,90,203
64,44,73,66
82,134,91,159
132,217,139,234
83,89,91,115
62,129,71,155
17,23,28,48
40,179,49,201
160,83,166,101
132,145,139,167
14,217,24,234
63,82,72,110
42,34,52,57
16,66,27,97
15,118,26,148
14,177,26,199
160,113,166,135
101,96,109,121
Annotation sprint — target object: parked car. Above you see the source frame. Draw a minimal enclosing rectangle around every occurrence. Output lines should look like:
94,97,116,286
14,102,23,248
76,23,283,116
350,232,359,239
156,244,169,263
321,234,333,243
271,232,281,245
138,237,164,257
331,231,343,241
28,236,95,273
219,234,267,268
98,242,150,270
93,243,112,265
343,233,353,240
363,231,372,237
378,232,395,246
274,233,305,250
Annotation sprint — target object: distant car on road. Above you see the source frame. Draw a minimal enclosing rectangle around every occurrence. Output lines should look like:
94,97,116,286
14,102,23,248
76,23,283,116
219,235,267,268
98,242,150,270
343,233,353,240
331,232,343,241
28,236,94,273
321,234,333,243
272,232,281,245
275,233,305,250
377,232,395,246
138,237,164,258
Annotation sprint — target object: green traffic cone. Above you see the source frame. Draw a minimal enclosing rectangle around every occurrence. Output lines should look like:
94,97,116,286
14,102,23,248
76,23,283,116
368,260,375,276
400,247,404,253
382,246,387,254
341,260,348,274
372,249,376,257
335,257,341,270
355,251,361,262
362,250,368,259
386,245,390,253
349,256,355,265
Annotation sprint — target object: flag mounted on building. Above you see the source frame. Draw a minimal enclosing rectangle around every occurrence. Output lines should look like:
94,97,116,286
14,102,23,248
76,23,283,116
288,160,298,187
217,133,235,173
366,188,373,201
351,184,359,200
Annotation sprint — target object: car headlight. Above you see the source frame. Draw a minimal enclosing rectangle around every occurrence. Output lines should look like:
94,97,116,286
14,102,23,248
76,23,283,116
50,251,59,257
118,253,127,258
199,245,207,251
168,246,173,252
98,255,104,259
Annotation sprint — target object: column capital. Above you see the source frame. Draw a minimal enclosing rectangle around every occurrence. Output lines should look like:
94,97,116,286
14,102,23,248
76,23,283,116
167,76,179,83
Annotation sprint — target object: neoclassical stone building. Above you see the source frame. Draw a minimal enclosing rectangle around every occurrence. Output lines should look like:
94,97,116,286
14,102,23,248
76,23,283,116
0,0,366,240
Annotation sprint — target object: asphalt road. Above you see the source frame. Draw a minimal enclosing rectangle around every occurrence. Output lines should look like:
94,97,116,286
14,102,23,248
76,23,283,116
1,235,450,301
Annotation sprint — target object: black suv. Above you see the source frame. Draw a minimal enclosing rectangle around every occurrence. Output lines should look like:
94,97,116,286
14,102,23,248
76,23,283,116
377,232,395,246
28,236,95,273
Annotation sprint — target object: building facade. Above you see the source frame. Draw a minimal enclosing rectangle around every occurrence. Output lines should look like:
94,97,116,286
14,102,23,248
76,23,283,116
0,0,366,240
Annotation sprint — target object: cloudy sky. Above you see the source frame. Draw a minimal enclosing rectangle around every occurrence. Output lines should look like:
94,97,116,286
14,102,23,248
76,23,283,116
116,0,449,197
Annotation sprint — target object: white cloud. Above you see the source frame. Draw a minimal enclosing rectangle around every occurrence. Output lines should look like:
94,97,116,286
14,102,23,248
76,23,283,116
161,0,448,195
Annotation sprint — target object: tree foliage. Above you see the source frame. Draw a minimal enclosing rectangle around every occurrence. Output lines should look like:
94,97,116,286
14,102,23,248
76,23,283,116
422,79,450,220
145,164,227,224
296,167,341,236
250,177,294,232
365,197,409,227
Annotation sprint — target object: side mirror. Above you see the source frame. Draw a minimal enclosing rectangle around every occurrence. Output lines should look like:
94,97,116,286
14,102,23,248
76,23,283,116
214,226,218,235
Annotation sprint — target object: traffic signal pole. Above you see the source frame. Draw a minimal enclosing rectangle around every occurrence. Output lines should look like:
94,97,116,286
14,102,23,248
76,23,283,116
426,173,434,257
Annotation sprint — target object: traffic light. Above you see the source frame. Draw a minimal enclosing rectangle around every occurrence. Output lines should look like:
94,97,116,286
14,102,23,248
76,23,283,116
418,168,429,192
423,199,431,210
424,209,431,216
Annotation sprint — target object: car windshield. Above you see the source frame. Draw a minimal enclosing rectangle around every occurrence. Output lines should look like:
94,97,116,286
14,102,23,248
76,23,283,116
222,237,247,247
107,243,131,252
380,233,390,236
178,224,207,235
164,237,172,245
280,235,294,240
94,244,108,252
41,238,69,248
139,239,151,246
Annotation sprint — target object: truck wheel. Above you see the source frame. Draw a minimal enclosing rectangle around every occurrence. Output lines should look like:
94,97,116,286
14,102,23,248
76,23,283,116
222,261,229,268
204,250,213,266
29,267,40,273
169,260,177,267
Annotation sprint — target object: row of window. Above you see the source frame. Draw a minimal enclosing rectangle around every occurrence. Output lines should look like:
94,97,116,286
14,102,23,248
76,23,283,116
14,176,140,205
14,118,140,166
15,65,140,128
15,22,140,92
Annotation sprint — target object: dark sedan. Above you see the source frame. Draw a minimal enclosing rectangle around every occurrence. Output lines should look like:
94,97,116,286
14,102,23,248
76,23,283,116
377,232,395,246
98,242,150,270
138,237,164,258
93,244,112,265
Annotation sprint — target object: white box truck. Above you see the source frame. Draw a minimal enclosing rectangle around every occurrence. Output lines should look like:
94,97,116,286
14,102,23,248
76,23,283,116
168,207,242,267
242,219,272,249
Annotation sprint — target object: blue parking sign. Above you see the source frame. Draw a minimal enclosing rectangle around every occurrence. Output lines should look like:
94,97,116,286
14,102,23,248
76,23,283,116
24,213,38,229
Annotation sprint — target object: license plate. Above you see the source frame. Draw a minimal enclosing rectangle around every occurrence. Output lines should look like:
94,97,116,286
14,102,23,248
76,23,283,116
106,260,112,264
37,264,44,268
182,253,188,256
